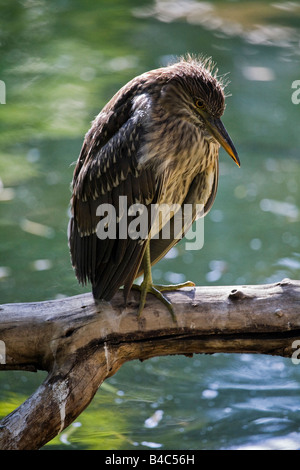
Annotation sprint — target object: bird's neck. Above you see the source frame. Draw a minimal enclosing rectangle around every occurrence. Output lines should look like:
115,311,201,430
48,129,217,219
141,115,218,174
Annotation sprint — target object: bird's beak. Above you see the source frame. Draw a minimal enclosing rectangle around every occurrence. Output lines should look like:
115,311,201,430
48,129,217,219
205,117,240,167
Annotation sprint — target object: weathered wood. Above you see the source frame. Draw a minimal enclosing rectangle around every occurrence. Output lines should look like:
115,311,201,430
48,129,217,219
0,279,300,449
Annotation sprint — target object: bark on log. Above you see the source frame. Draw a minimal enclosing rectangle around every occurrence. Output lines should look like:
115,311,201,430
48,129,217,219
0,279,300,450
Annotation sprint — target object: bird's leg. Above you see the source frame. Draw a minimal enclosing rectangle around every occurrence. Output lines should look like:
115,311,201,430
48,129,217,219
131,242,195,322
132,242,176,321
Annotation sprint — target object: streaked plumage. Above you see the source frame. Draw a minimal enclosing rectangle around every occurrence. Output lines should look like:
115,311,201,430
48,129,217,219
68,56,239,307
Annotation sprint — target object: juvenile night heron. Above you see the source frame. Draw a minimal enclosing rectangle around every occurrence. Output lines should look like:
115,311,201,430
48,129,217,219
69,55,240,318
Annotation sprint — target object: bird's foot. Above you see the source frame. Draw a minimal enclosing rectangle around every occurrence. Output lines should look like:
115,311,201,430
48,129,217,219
153,280,195,292
131,280,195,323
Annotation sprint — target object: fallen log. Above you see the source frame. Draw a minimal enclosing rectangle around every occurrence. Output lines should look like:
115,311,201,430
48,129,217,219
0,278,299,449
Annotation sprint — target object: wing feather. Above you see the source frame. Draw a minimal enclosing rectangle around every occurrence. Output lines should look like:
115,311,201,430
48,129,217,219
69,98,158,301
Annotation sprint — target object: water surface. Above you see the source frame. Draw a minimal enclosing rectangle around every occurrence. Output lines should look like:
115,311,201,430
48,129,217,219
0,0,300,450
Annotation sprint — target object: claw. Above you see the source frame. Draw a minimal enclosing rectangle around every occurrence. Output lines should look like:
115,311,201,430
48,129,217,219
153,280,195,292
131,242,194,323
132,282,177,322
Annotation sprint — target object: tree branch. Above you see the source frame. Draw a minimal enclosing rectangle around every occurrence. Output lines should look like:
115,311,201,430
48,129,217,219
0,279,299,449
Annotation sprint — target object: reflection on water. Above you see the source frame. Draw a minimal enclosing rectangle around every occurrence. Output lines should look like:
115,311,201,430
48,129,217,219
0,0,300,450
133,0,300,49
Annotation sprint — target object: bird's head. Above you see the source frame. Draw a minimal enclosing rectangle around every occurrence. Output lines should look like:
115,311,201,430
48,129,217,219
157,56,240,167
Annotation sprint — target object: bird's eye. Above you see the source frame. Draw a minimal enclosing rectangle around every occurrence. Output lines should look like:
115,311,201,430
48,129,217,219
195,99,205,110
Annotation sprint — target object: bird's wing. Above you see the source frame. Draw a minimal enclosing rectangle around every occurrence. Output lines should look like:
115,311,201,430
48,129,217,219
69,105,157,301
144,159,219,270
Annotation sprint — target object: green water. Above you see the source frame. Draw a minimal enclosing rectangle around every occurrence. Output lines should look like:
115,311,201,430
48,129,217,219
0,0,300,450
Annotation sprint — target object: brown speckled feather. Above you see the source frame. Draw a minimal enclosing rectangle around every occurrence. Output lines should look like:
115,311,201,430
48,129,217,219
139,158,219,275
69,86,159,300
69,56,234,302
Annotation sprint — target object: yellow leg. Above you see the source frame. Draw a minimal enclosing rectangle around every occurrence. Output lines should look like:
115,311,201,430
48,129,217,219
132,242,195,322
